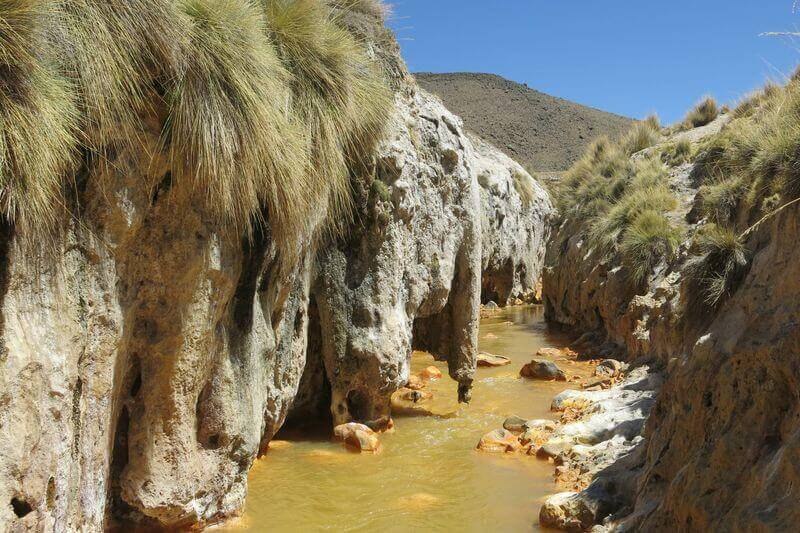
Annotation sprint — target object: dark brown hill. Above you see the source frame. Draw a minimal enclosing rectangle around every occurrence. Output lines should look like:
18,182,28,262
415,72,634,172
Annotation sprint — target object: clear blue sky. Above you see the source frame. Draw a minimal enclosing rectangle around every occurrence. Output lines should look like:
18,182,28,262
389,1,800,124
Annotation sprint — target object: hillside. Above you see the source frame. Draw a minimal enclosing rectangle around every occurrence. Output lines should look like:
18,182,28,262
415,72,634,172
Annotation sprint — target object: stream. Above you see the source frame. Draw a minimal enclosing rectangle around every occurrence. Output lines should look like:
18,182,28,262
224,306,589,532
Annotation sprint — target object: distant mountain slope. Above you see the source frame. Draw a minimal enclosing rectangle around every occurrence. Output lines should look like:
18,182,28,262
415,72,634,172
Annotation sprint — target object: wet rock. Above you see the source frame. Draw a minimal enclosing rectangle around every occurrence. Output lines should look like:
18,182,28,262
583,378,612,390
536,440,572,460
537,347,569,358
477,429,522,453
524,419,557,432
521,359,567,381
485,301,499,310
419,366,443,380
539,491,599,531
406,374,425,390
520,426,554,447
333,423,381,453
394,388,433,403
594,359,624,378
477,351,510,367
502,415,528,433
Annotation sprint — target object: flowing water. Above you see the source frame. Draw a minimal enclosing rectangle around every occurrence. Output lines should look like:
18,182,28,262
225,306,589,532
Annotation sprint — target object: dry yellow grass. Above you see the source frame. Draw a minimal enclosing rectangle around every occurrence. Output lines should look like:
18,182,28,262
0,0,392,263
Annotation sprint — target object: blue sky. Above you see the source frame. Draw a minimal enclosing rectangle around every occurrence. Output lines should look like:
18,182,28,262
389,1,800,124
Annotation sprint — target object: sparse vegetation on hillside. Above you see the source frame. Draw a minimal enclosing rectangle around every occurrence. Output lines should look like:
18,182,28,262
692,76,800,223
0,0,391,255
684,223,748,308
555,120,683,283
682,96,720,129
661,139,693,167
621,115,661,155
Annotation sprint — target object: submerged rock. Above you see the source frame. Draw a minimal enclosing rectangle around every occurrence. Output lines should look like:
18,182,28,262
477,351,511,367
521,360,567,381
502,415,528,433
406,374,426,390
477,429,522,453
333,423,381,454
393,388,433,403
419,366,443,380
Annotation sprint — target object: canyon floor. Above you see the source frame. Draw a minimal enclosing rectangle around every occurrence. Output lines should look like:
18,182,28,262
217,306,612,532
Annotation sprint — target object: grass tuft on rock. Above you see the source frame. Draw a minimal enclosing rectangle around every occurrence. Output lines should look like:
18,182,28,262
684,224,748,307
512,169,537,207
0,0,393,262
0,0,79,231
661,138,693,167
683,96,719,129
620,209,683,284
621,115,661,155
166,0,307,246
265,0,392,240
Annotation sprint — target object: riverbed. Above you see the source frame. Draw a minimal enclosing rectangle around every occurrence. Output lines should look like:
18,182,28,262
226,306,588,532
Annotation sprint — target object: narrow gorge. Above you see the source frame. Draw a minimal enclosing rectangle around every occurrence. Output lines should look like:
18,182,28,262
1,1,799,532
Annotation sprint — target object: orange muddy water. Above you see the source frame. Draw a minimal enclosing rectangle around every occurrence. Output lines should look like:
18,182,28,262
222,306,588,532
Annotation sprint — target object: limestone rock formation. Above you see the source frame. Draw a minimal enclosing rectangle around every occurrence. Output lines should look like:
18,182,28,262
289,88,553,428
472,133,552,305
0,3,554,531
541,110,800,530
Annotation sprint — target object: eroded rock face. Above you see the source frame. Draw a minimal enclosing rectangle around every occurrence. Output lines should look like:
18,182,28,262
625,204,800,531
472,133,552,305
309,88,482,426
0,10,555,533
541,116,800,530
0,124,314,529
291,87,554,428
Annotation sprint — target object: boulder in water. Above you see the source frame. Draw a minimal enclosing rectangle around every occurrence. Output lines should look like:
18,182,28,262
539,491,600,531
477,351,511,367
477,429,522,453
595,359,625,378
406,374,425,390
520,359,567,381
419,366,443,380
333,423,381,453
503,415,528,433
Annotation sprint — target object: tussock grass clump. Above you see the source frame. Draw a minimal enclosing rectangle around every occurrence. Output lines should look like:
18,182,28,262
0,0,393,260
683,96,719,129
328,0,388,19
589,181,676,252
621,115,661,155
556,120,684,283
265,0,392,239
620,209,683,283
167,0,307,245
0,0,79,230
697,176,745,224
512,169,536,206
661,138,693,167
685,224,748,307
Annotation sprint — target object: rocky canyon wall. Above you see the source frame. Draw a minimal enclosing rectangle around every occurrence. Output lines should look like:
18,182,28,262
0,3,553,531
541,112,800,530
